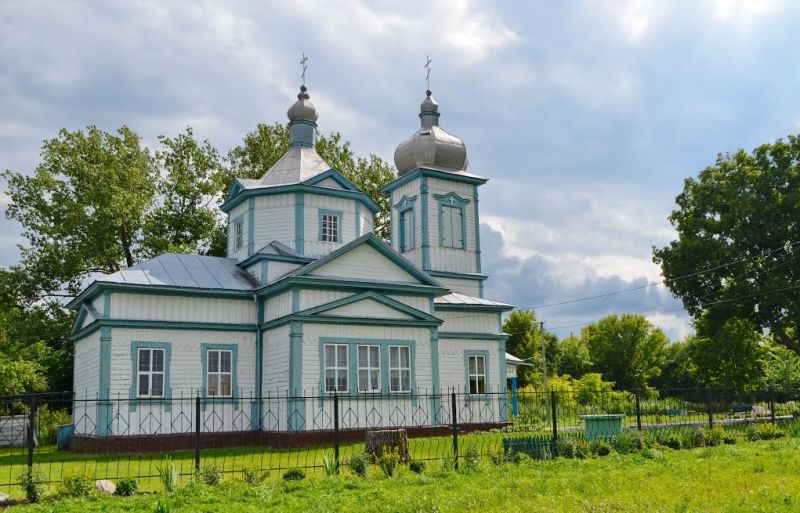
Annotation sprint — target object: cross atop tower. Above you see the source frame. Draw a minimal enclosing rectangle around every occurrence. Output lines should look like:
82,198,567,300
424,56,432,91
300,53,309,86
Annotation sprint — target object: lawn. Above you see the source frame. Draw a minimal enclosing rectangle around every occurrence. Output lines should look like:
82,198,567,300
6,437,800,512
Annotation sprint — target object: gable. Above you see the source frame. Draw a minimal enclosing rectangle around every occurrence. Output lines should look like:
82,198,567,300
321,298,414,320
313,177,346,189
308,244,418,283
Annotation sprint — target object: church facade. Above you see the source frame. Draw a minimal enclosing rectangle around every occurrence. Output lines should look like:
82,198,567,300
68,85,516,437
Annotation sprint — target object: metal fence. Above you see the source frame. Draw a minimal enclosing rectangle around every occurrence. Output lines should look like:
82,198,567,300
0,386,797,496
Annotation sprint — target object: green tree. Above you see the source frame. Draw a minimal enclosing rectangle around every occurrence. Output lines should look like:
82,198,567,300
653,135,800,353
650,339,697,390
2,126,157,304
761,340,800,392
502,310,559,387
142,127,227,257
581,314,669,391
687,315,765,389
227,124,395,239
556,335,591,378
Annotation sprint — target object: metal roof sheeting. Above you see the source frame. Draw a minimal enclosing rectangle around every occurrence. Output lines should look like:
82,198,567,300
96,253,258,291
434,291,513,308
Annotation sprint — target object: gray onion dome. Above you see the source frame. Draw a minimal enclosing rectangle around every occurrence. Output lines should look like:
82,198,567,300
394,90,468,175
287,85,318,122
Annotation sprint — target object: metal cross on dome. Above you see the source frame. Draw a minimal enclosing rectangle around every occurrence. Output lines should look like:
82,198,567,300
424,56,432,90
300,53,309,86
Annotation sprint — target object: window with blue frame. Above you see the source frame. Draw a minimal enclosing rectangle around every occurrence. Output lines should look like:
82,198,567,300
394,196,416,253
233,218,244,251
319,210,341,243
357,345,381,393
137,348,164,398
436,193,469,249
206,349,233,398
399,209,413,252
389,346,411,393
324,343,349,392
467,354,486,394
321,340,415,395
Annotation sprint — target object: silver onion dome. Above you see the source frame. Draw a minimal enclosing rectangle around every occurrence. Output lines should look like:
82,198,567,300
287,85,318,122
394,90,468,175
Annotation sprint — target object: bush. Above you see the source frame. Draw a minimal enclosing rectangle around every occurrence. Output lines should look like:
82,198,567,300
681,428,707,449
512,452,532,464
282,468,305,481
409,460,426,474
556,437,590,459
58,473,92,498
611,431,649,455
590,439,612,456
114,478,138,497
378,450,400,477
705,426,725,447
321,453,340,477
440,454,455,471
640,448,663,460
462,448,480,469
36,406,72,445
197,464,222,485
242,467,267,484
655,432,683,450
746,424,785,441
348,453,370,478
18,467,44,503
156,457,179,493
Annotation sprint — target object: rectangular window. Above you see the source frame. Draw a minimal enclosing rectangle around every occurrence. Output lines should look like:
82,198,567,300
399,210,413,252
206,349,233,398
468,355,486,394
137,348,165,398
324,343,349,392
234,219,244,250
357,345,381,393
441,205,464,249
389,346,411,393
321,213,339,242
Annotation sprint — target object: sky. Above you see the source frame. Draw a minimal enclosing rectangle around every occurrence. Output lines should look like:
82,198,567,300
2,0,800,340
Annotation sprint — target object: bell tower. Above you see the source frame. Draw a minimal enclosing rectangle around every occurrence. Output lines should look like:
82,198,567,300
383,90,488,297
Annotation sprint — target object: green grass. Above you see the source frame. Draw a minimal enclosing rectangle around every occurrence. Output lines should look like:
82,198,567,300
6,437,800,512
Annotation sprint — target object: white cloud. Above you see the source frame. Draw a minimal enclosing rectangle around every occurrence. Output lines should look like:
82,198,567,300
709,0,790,27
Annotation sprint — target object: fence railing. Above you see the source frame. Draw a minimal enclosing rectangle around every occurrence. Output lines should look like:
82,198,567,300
0,386,797,495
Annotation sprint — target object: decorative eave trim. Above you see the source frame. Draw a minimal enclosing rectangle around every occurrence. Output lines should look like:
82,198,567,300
68,282,253,310
71,319,256,341
280,232,443,288
382,167,488,194
257,275,449,299
426,270,488,282
435,303,514,312
70,302,102,337
263,314,440,331
303,168,360,192
437,331,508,340
220,183,380,214
237,251,314,269
296,290,443,324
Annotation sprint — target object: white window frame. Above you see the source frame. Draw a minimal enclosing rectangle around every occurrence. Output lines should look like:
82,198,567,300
206,349,233,398
321,213,339,243
389,345,412,393
324,343,349,393
357,345,381,393
467,355,487,395
234,219,244,250
137,348,165,399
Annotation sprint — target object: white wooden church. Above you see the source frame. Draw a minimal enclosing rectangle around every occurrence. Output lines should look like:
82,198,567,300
68,84,517,437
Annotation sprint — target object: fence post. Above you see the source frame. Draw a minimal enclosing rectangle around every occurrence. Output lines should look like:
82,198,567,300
705,388,714,429
450,392,459,470
634,388,642,431
333,393,340,473
769,387,776,426
194,395,201,472
550,391,558,457
27,396,37,469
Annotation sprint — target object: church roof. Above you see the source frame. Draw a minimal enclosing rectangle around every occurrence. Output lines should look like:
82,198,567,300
434,292,514,310
234,145,332,190
93,253,258,291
